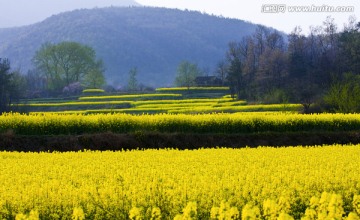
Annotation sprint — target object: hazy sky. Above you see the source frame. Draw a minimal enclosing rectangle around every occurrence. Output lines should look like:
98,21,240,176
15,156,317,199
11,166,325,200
137,0,359,34
0,0,359,34
0,0,139,28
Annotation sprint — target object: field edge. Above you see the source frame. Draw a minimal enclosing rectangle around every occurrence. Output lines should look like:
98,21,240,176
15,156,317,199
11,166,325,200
1,131,360,152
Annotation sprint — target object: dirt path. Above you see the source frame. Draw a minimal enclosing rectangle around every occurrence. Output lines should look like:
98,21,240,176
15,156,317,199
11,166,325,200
1,131,360,151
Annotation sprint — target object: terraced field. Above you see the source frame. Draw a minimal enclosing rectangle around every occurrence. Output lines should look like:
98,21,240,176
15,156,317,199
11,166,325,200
16,87,301,114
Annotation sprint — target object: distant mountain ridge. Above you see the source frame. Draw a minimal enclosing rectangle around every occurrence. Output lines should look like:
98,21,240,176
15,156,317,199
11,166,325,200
0,0,141,28
0,7,265,87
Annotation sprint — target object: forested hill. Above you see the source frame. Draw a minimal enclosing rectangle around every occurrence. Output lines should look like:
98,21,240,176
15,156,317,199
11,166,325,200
0,7,261,87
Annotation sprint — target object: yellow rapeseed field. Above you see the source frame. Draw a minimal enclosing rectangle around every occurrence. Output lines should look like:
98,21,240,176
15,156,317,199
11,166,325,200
155,87,230,91
1,112,360,135
79,93,183,101
1,145,360,219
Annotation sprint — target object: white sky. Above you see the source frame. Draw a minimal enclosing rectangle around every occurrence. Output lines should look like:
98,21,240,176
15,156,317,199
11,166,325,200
137,0,359,34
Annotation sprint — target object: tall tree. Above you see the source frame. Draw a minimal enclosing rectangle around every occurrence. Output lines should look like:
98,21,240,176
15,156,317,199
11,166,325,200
175,61,200,89
32,43,61,91
339,17,360,74
225,28,288,101
257,30,287,95
32,42,104,93
25,69,47,98
0,59,25,113
227,56,243,99
258,47,287,90
8,71,26,103
216,60,228,85
128,67,138,92
83,60,106,89
288,26,307,80
0,58,12,112
226,42,248,99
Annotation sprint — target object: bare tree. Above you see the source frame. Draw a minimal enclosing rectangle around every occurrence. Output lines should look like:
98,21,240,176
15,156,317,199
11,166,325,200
216,60,228,85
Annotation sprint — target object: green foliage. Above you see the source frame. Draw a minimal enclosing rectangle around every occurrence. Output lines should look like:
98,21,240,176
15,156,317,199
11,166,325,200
83,62,106,89
226,43,246,100
128,67,138,92
339,19,360,74
0,58,12,112
262,89,289,104
175,61,201,88
32,42,104,93
324,73,360,113
0,59,26,113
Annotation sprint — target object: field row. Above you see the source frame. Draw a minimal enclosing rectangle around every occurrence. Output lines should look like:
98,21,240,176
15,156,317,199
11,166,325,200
155,86,230,92
17,90,300,114
28,103,298,114
0,112,359,135
18,93,184,104
1,145,359,219
16,95,251,113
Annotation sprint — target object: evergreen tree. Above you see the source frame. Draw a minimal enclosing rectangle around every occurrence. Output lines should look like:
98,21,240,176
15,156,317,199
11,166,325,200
128,67,138,92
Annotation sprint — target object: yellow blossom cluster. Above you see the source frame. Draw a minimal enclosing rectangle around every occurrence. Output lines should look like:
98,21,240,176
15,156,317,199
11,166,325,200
0,145,359,219
1,112,360,135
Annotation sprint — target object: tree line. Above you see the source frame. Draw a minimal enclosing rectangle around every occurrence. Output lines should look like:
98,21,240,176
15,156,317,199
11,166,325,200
221,16,360,113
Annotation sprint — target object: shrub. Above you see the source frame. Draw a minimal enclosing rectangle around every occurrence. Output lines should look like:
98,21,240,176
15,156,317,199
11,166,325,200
323,73,360,113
